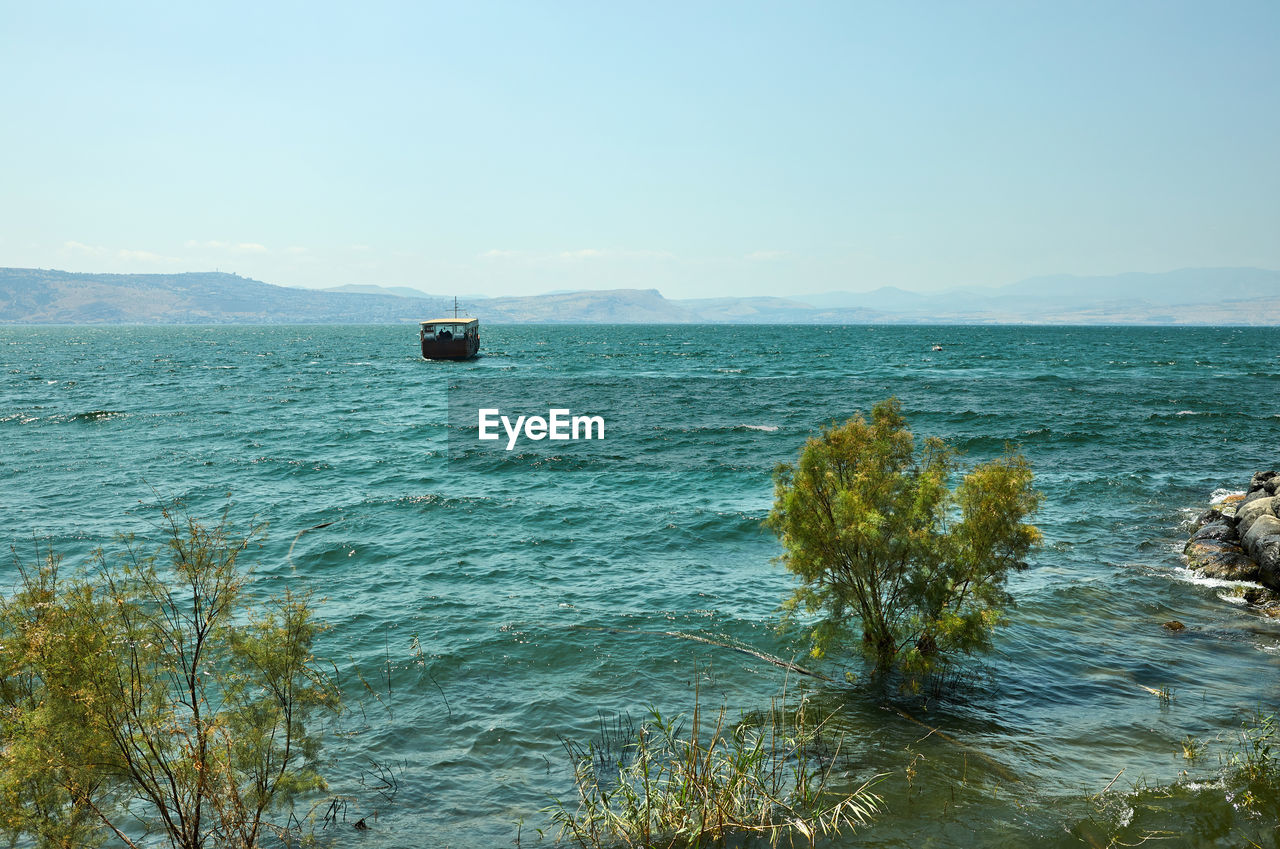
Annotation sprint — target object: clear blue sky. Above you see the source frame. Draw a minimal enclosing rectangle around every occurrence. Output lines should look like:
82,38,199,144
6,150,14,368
2,1,1276,298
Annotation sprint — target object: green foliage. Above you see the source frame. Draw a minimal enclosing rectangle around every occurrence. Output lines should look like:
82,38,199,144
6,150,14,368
1228,711,1280,815
0,506,339,849
548,690,880,848
767,397,1041,682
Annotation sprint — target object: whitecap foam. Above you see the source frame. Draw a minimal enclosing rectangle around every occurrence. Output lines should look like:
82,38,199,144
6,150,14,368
1210,488,1245,504
1181,779,1226,792
1168,566,1257,591
737,424,779,432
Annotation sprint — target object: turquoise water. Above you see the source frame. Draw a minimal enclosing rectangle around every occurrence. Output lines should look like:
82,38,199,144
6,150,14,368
3,324,1279,846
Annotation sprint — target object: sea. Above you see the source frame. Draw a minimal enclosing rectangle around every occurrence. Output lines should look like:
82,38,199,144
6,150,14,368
2,324,1279,847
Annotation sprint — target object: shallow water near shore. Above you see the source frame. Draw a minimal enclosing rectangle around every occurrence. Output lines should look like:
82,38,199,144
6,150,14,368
3,324,1279,847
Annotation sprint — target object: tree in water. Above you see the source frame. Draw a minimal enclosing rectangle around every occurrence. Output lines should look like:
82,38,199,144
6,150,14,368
767,397,1041,685
0,505,339,848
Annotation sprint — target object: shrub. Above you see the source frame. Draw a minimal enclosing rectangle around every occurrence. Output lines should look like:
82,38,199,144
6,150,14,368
0,506,339,848
548,690,880,848
767,397,1041,683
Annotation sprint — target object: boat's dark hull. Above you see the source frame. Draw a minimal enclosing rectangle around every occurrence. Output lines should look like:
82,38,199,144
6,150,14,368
422,335,480,360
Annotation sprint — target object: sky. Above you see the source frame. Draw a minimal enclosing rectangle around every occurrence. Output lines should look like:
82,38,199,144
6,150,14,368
1,1,1277,299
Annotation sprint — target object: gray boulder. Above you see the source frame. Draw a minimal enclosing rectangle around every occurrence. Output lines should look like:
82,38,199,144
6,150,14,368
1242,514,1280,557
1236,496,1276,538
1256,537,1280,591
1248,470,1278,494
1242,489,1273,506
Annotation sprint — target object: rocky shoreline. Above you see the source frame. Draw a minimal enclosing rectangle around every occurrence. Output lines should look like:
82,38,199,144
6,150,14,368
1185,470,1280,596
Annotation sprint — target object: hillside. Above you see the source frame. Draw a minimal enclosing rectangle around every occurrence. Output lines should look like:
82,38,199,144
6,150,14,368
482,289,697,323
2,266,1278,325
0,269,449,324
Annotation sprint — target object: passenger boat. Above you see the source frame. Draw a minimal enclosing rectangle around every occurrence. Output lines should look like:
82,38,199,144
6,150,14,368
420,300,479,360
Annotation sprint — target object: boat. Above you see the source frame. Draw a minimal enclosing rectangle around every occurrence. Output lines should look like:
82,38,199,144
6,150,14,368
420,298,480,360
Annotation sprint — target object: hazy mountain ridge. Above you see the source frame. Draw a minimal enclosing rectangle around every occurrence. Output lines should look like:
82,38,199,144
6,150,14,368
481,288,697,323
1,266,1277,325
0,269,453,324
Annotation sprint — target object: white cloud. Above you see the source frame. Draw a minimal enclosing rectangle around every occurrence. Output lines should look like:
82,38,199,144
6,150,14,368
117,248,180,264
481,247,677,264
63,242,178,263
182,240,266,253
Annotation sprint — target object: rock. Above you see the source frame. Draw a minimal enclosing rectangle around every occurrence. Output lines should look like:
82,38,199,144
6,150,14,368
1248,470,1278,493
1181,474,1280,594
1242,514,1280,557
1183,538,1238,560
1184,539,1260,581
1193,507,1224,529
1162,620,1185,632
1198,554,1262,581
1235,496,1276,538
1189,521,1238,543
1242,489,1273,507
1254,536,1280,592
1243,586,1271,605
1215,493,1245,519
1242,586,1280,615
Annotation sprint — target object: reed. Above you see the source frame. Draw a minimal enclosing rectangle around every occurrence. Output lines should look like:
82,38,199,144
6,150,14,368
1226,711,1279,815
548,687,881,848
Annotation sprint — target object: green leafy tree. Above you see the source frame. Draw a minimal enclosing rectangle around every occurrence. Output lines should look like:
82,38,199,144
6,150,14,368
766,397,1041,682
0,506,339,848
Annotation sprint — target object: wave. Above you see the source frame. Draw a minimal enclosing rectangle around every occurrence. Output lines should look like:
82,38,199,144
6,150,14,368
68,410,127,422
1168,567,1246,589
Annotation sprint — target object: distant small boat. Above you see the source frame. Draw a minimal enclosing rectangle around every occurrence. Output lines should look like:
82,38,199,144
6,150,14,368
931,344,943,351
420,298,479,361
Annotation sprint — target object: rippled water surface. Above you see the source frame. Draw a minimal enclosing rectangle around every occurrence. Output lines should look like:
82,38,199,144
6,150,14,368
2,324,1279,846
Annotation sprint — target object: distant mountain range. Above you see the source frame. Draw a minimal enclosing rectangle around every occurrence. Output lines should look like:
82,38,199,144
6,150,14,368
1,266,1278,325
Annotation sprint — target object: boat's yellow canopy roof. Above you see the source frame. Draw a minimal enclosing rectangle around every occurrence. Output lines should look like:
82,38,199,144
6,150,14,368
420,318,478,326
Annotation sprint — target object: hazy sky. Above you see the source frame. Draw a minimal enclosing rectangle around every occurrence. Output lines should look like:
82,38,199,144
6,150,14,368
2,1,1276,298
